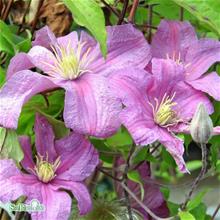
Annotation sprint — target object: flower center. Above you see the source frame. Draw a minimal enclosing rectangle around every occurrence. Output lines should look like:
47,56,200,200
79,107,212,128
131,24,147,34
34,154,60,183
149,93,179,127
48,41,93,80
166,52,190,68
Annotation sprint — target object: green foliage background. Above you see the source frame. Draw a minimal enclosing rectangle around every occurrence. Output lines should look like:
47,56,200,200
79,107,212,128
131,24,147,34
0,0,220,220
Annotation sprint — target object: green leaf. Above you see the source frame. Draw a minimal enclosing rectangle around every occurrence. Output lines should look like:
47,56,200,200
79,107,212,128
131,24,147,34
90,138,114,164
186,189,209,211
105,127,133,149
135,7,148,25
186,160,202,172
190,203,207,220
0,21,32,54
0,128,24,163
178,211,196,220
127,170,145,200
167,201,179,215
162,148,176,167
171,0,220,37
17,90,65,135
160,187,170,200
0,34,15,54
0,66,6,87
63,0,107,56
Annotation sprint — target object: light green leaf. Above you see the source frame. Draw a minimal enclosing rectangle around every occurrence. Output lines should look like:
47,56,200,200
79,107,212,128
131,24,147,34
178,211,196,220
186,189,209,211
0,128,24,163
63,0,107,56
160,187,170,200
0,34,14,54
127,170,144,200
171,0,220,37
105,127,133,149
0,66,6,87
186,160,202,172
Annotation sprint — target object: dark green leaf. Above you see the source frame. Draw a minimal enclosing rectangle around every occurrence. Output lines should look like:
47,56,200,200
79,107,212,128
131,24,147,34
190,203,207,220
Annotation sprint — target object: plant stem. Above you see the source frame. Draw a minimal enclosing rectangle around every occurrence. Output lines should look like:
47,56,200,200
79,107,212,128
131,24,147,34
97,166,122,182
2,0,13,21
117,0,129,25
128,0,139,23
123,182,134,220
123,143,136,220
211,203,220,220
31,0,44,35
121,182,175,220
182,143,207,210
101,0,120,17
179,7,184,21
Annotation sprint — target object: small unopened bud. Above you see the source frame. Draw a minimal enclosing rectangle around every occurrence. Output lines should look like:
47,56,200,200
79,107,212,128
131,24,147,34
190,103,213,144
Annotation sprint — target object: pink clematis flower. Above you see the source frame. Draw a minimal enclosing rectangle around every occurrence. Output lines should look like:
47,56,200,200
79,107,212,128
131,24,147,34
120,58,213,172
0,114,99,220
151,19,220,101
116,159,169,219
0,24,151,138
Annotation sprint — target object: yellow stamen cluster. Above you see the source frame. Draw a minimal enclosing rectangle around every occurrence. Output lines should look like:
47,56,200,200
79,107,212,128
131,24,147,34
166,52,191,68
46,41,93,80
34,153,61,183
149,93,179,127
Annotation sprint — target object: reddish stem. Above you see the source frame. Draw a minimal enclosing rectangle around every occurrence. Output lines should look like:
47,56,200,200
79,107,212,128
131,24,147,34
128,0,139,23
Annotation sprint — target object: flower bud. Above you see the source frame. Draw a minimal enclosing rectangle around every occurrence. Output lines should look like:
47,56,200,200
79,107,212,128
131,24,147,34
190,103,213,144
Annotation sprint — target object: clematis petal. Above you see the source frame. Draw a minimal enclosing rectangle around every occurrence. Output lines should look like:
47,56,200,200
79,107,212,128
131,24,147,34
52,179,92,215
152,58,185,85
187,72,220,101
151,20,197,61
30,184,71,220
173,81,214,120
0,70,57,129
108,67,152,106
19,136,35,172
34,114,57,162
32,26,57,48
89,24,151,76
0,159,25,202
157,128,187,173
213,126,220,135
61,74,121,137
28,46,56,74
185,39,220,80
57,31,79,50
120,107,158,146
55,133,99,181
7,53,34,79
80,31,97,49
